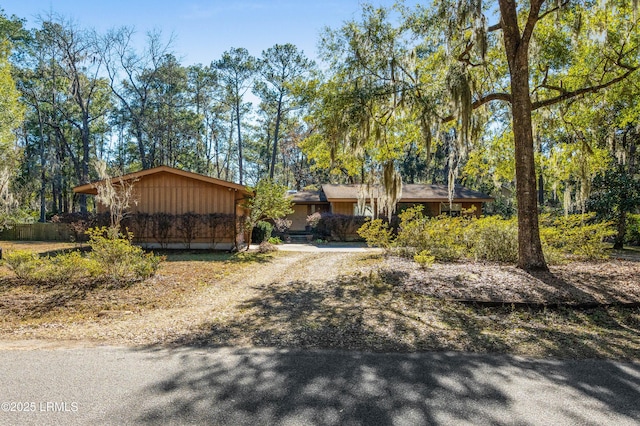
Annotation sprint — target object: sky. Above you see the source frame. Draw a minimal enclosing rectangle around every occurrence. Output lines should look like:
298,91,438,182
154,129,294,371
1,0,412,65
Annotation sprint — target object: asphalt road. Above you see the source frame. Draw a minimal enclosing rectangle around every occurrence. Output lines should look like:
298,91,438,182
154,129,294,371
1,344,639,425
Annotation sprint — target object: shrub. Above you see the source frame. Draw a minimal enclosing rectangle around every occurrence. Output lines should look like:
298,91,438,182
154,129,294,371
365,207,613,264
258,241,278,253
3,250,97,283
3,250,43,280
151,212,174,248
468,216,518,262
396,207,468,261
267,236,282,245
306,212,322,229
273,218,292,233
176,212,200,249
420,215,469,261
357,218,393,248
86,227,163,283
203,213,236,249
3,229,162,285
42,251,98,283
315,214,367,241
394,206,428,255
414,250,435,269
540,213,615,261
128,213,152,243
252,221,273,243
626,214,640,246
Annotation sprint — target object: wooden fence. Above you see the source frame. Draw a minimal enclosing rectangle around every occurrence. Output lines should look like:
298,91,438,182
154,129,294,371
0,223,74,241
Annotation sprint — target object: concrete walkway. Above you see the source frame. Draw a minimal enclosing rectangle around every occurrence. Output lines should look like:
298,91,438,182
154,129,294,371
253,242,383,253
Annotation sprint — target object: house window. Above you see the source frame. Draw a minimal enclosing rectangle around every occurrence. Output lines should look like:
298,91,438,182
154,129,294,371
440,202,462,217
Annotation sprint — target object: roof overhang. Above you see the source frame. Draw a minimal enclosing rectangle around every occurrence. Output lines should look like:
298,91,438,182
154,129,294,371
73,165,249,195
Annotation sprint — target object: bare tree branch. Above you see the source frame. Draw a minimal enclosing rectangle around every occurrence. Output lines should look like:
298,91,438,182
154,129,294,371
441,92,511,122
532,67,639,110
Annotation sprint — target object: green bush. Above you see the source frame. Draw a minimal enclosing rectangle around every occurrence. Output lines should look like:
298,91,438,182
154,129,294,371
5,228,162,285
626,214,640,246
42,251,98,283
86,227,163,283
267,236,282,245
395,207,469,261
3,250,97,283
414,250,435,269
357,218,393,248
3,250,44,280
252,221,273,243
356,207,614,265
468,216,518,262
394,206,429,255
540,213,615,261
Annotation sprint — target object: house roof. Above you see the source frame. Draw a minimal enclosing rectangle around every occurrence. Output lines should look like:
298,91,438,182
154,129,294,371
320,184,493,203
288,190,328,204
73,165,249,195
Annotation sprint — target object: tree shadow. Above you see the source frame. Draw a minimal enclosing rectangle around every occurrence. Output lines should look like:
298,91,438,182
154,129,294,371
161,250,276,264
123,346,640,425
373,256,640,307
123,263,640,424
0,277,92,319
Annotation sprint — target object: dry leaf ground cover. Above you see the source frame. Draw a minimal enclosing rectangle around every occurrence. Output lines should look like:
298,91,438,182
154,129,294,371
0,241,639,360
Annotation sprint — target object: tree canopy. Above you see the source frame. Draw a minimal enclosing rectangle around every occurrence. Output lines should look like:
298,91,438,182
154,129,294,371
1,2,639,268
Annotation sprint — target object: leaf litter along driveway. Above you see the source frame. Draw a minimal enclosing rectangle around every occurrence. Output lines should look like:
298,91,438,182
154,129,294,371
1,246,639,359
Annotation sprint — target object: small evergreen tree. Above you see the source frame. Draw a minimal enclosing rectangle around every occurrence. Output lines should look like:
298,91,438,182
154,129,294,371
242,179,293,250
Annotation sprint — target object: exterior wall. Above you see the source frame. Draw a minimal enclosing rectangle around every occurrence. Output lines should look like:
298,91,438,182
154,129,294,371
289,204,310,231
98,172,247,247
425,203,441,217
331,202,355,215
130,172,239,215
287,204,331,231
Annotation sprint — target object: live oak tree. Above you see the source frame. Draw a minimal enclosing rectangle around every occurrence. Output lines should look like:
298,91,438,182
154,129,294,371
311,1,639,270
427,0,639,269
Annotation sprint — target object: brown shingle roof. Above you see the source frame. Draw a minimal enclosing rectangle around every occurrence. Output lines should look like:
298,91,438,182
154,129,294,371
288,190,328,203
320,184,493,202
401,184,494,202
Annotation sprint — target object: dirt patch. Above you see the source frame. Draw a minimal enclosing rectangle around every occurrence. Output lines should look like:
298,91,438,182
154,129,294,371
369,257,640,306
1,249,639,359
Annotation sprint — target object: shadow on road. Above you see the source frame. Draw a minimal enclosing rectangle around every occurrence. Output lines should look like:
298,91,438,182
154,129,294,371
129,346,640,425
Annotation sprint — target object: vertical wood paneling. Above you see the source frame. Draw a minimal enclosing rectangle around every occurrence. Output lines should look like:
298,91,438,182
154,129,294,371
331,202,355,215
128,172,238,215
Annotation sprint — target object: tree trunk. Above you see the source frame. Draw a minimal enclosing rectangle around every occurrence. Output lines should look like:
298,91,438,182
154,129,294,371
135,124,150,169
236,98,244,185
538,172,544,206
269,93,284,179
80,116,91,214
613,208,627,250
499,0,548,271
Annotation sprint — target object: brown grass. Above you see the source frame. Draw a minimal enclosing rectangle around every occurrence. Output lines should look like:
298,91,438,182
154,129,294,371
0,242,639,360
